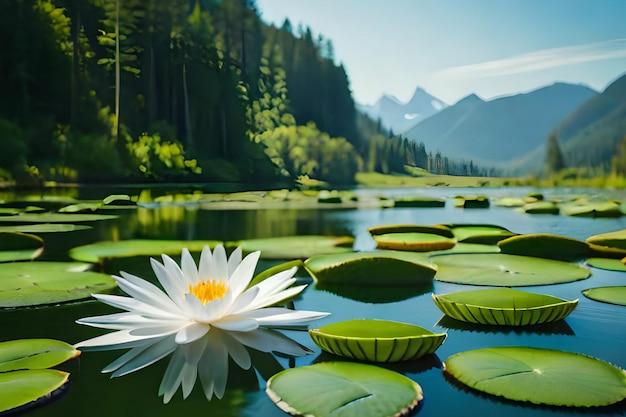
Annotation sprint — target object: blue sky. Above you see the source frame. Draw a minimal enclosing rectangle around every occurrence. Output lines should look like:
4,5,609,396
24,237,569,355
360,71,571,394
256,0,626,105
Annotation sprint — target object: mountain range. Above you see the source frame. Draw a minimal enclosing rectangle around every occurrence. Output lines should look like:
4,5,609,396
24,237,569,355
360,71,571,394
359,87,446,134
403,82,598,168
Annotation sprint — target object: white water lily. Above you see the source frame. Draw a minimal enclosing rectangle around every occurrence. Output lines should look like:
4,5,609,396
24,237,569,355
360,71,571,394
100,328,310,403
75,245,329,349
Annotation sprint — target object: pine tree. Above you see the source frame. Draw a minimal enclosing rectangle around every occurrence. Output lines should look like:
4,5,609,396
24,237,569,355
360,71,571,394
545,134,565,175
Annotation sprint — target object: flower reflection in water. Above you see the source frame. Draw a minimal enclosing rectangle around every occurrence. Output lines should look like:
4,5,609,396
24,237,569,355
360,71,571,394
91,327,311,403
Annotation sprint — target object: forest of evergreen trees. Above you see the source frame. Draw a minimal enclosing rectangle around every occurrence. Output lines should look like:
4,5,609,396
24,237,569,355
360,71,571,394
0,0,490,185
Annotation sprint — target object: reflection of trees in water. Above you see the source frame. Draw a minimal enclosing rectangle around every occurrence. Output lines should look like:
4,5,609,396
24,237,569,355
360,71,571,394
123,207,350,241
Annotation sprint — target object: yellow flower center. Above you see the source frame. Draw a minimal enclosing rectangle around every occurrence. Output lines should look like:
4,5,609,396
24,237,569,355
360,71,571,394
188,280,229,304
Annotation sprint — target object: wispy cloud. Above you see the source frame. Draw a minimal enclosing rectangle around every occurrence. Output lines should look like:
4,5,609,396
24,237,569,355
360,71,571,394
436,39,626,79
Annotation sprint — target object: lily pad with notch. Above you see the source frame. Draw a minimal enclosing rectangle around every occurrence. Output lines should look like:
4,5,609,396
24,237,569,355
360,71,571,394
431,253,591,286
0,338,80,414
444,346,626,407
266,361,423,417
309,319,446,362
0,262,117,308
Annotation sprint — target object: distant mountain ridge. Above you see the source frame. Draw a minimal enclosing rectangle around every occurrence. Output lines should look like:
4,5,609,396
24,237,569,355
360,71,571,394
510,73,626,173
360,87,446,133
404,82,598,167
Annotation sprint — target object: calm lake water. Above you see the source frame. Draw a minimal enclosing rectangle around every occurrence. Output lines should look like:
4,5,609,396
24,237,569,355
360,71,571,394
2,185,626,417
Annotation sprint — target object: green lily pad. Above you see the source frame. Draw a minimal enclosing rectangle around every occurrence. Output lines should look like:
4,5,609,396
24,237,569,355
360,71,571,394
266,362,423,417
523,201,559,214
432,288,577,326
69,239,221,263
562,202,622,218
582,286,626,306
431,253,590,286
454,196,489,208
586,258,626,272
444,347,626,407
309,319,446,362
498,233,590,260
0,339,80,372
59,195,137,213
233,235,354,259
249,259,304,287
0,224,91,233
0,262,117,308
0,208,22,216
587,229,626,250
428,243,501,255
0,213,117,223
393,196,445,207
0,232,43,262
0,369,69,413
304,251,437,285
448,225,515,244
494,197,525,208
374,233,456,251
368,224,453,237
102,194,136,206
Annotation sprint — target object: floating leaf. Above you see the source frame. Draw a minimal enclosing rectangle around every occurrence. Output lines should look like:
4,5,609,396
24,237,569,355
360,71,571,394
432,288,577,326
0,232,43,262
498,233,590,260
249,259,303,287
586,258,626,272
494,197,525,208
233,235,354,259
373,233,456,251
0,213,117,223
0,208,21,216
447,224,514,244
393,196,445,207
582,286,626,306
444,347,626,407
429,243,500,255
102,194,135,206
587,229,626,250
0,262,116,308
562,202,622,218
0,224,91,233
431,253,590,286
69,239,220,263
454,196,489,208
266,362,422,417
304,251,436,285
0,339,80,372
309,319,446,362
522,201,559,214
0,369,69,413
368,224,453,237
